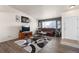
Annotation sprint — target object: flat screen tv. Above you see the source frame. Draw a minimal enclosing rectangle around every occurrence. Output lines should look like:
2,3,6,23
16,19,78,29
21,26,30,32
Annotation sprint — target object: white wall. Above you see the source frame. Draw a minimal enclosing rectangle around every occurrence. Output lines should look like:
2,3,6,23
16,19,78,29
62,9,79,41
10,5,66,19
0,6,37,42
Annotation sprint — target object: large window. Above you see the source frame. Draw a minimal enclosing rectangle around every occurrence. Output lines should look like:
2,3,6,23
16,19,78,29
42,20,56,28
38,17,61,29
57,20,61,29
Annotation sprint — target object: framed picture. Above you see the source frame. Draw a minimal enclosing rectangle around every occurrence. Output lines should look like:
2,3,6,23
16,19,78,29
16,15,20,22
21,16,30,23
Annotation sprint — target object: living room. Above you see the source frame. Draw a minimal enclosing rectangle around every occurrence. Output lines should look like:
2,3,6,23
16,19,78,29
0,5,79,53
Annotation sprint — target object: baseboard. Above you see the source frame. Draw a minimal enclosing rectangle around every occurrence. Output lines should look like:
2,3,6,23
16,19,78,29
0,37,18,43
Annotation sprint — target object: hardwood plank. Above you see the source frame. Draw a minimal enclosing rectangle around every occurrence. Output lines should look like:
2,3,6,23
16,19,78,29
0,38,79,53
0,39,28,53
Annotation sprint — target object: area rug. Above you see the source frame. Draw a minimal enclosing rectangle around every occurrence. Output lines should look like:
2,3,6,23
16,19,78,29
15,36,52,53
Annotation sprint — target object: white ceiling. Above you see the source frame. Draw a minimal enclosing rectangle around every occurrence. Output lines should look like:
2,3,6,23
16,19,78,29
10,5,79,19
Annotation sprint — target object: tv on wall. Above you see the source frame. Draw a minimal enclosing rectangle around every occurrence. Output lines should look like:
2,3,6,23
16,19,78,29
21,26,30,32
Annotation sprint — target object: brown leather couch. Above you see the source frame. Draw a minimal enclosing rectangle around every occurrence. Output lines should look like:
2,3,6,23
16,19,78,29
37,28,55,37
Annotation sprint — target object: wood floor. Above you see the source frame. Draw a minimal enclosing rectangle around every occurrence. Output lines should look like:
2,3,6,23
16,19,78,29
0,38,79,53
0,39,28,53
39,37,79,53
